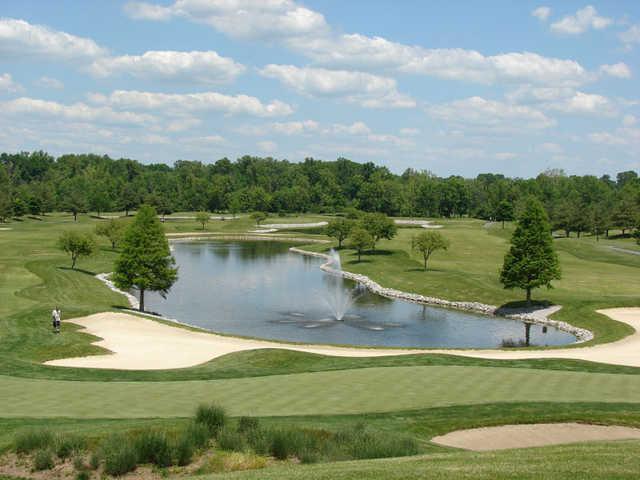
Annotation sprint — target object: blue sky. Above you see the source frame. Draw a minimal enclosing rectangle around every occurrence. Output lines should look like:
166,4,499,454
0,1,638,177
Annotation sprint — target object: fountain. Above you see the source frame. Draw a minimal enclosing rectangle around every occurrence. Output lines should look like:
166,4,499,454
322,249,361,321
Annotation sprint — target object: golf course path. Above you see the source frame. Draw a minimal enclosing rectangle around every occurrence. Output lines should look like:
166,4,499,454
45,308,640,370
431,423,640,451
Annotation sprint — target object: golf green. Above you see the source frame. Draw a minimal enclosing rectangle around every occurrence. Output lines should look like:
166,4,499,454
2,365,640,418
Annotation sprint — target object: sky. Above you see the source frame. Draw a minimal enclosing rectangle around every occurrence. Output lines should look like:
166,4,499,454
0,1,638,177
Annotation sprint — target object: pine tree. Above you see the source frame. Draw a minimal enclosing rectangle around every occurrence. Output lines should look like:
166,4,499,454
113,205,178,312
500,198,561,305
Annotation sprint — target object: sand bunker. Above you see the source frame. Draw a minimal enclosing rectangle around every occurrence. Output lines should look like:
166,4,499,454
431,423,640,451
45,308,640,370
45,312,427,370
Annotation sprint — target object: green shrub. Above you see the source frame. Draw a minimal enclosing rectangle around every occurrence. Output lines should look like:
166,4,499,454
183,421,211,450
89,451,101,470
237,417,260,434
15,428,54,454
55,433,86,459
173,435,195,467
72,454,86,471
335,425,420,460
266,429,318,460
134,429,173,467
195,403,227,437
102,435,137,477
33,449,54,471
218,427,247,452
75,471,90,480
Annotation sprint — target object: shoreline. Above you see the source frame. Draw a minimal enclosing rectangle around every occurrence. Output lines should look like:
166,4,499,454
289,247,593,343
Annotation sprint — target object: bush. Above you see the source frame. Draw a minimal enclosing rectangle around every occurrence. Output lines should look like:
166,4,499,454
218,427,247,452
335,425,420,460
89,451,101,470
183,421,211,450
195,403,227,437
33,449,54,471
266,429,317,460
102,435,138,477
173,435,195,467
76,472,90,480
55,433,86,459
134,429,173,467
15,428,54,454
237,417,260,434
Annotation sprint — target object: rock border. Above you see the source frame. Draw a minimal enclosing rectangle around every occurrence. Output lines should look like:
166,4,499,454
289,247,593,343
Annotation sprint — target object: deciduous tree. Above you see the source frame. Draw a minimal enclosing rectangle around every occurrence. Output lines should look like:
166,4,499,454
58,231,96,269
412,231,450,270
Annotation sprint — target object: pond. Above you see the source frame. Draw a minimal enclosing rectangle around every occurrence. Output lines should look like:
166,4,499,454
144,241,576,348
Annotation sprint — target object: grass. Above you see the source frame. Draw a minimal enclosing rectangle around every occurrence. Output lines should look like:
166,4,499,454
191,441,640,480
4,365,640,418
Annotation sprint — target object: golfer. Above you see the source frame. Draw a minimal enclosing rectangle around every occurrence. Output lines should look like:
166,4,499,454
52,306,61,333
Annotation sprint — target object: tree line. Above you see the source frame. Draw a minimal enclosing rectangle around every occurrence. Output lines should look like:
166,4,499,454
1,151,639,238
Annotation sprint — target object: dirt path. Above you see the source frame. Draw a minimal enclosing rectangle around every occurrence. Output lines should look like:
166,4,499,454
431,423,640,451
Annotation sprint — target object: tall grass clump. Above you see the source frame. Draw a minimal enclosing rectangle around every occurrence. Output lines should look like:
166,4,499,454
217,427,247,452
183,421,211,450
335,424,420,459
14,428,54,454
101,435,138,477
173,435,195,467
55,433,87,459
195,403,227,437
33,449,54,471
134,429,173,467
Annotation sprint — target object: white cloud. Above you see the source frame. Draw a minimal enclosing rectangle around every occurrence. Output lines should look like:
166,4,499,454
129,2,591,88
124,0,329,40
34,76,64,89
550,6,612,35
89,90,294,117
181,134,226,146
0,73,23,93
89,50,245,84
623,115,637,127
259,64,415,108
538,142,563,154
546,91,616,116
599,62,632,79
400,127,420,136
427,96,555,130
329,122,371,136
0,97,156,125
619,25,640,48
257,140,278,152
299,35,590,87
532,7,551,21
589,127,639,147
0,18,107,61
270,120,319,135
495,152,518,160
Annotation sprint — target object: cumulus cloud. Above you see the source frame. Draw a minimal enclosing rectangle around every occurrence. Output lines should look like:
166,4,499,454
259,64,415,108
531,6,551,21
124,0,329,40
34,76,64,89
545,91,617,116
0,73,23,93
257,140,278,152
89,90,294,117
589,127,639,147
128,2,592,88
0,97,156,125
89,50,245,84
427,96,555,130
599,62,632,79
619,25,640,49
550,6,612,35
0,18,107,61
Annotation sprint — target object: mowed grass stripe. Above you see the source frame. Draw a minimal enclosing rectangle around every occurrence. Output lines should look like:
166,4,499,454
2,366,640,418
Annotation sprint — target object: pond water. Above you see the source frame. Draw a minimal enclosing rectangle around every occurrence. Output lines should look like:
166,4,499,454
144,241,576,348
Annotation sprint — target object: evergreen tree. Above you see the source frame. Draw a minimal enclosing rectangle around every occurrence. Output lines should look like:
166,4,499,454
113,205,178,312
500,198,561,304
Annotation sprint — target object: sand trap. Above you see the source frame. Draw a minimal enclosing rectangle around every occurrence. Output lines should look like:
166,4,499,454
45,312,428,370
431,423,640,451
45,308,640,370
426,308,640,367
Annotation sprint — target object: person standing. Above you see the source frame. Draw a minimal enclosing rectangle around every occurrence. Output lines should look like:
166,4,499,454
52,306,61,333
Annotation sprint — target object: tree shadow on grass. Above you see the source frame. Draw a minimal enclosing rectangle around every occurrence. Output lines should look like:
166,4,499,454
345,259,373,265
366,249,393,256
58,266,97,276
496,299,552,314
405,267,446,273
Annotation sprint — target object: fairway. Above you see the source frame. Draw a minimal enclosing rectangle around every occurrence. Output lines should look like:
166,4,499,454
3,365,640,418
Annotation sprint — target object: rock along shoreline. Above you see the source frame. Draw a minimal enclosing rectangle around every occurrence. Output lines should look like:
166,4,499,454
289,247,594,344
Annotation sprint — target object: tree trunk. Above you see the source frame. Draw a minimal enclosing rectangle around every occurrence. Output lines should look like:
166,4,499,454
526,287,532,306
424,256,428,271
524,322,531,347
73,212,78,221
71,255,77,269
139,289,145,312
357,250,361,262
338,238,342,248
